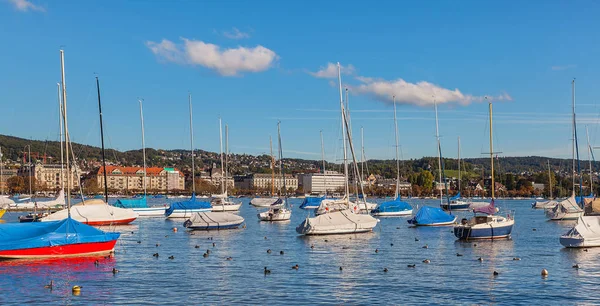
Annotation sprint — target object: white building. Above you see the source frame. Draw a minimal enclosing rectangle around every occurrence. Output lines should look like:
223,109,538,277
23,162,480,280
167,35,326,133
234,173,298,192
19,163,80,191
299,171,345,194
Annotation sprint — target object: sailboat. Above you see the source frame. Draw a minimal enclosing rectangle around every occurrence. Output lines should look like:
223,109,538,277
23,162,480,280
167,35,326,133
532,161,558,209
165,93,212,218
408,99,456,226
441,137,471,210
250,136,281,207
258,121,292,221
371,96,412,216
296,63,378,235
546,80,584,221
299,131,329,210
42,76,138,226
453,101,514,240
210,120,242,212
0,50,120,259
114,99,166,216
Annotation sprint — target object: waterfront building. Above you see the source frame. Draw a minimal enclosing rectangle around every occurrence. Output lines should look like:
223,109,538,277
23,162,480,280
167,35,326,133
298,171,345,194
97,166,184,192
234,173,298,192
17,163,79,191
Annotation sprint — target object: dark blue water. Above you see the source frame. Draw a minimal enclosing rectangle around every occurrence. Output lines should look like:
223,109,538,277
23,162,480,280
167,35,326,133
0,198,598,305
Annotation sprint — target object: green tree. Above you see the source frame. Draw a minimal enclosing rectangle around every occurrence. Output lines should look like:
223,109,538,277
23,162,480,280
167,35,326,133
7,176,24,194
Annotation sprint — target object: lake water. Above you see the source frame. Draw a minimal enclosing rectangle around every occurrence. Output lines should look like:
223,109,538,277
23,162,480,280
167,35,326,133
0,198,598,305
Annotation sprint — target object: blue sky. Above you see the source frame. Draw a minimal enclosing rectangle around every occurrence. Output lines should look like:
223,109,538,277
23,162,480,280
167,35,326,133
2,0,600,163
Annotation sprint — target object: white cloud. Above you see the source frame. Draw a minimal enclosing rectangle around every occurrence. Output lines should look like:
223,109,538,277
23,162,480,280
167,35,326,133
8,0,45,12
309,62,355,78
145,38,278,76
551,64,576,71
351,76,512,106
222,27,250,40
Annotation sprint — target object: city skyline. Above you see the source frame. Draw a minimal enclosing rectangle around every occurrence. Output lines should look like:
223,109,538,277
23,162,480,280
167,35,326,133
2,1,600,161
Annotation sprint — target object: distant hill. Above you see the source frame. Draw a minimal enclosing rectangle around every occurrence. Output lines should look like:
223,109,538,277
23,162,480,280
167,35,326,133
0,134,594,176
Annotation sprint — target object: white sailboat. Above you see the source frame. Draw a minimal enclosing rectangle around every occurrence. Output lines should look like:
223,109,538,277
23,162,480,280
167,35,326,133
114,99,166,216
371,96,413,216
250,136,280,207
297,63,378,235
453,100,514,240
258,121,292,221
547,79,584,221
532,161,557,209
42,76,137,226
211,120,242,212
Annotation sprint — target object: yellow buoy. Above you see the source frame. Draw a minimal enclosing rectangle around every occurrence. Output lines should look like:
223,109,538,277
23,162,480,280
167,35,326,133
173,227,178,232
72,285,81,295
541,269,548,276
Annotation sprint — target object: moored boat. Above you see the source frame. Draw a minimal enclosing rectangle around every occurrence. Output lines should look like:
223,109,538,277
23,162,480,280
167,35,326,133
183,212,244,230
41,199,138,225
560,215,600,248
408,206,457,226
165,194,212,218
296,209,378,235
545,195,583,220
114,196,167,217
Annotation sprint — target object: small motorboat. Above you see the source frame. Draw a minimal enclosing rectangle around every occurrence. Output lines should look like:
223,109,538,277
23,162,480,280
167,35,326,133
407,206,456,226
296,209,378,235
371,197,412,216
258,199,291,221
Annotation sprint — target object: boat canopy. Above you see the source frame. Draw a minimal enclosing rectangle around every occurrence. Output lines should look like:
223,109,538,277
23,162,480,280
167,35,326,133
271,198,284,206
566,215,600,239
450,192,461,201
410,206,454,224
372,197,412,214
0,218,120,252
165,194,211,216
300,196,325,209
552,195,583,214
115,196,148,209
473,199,496,215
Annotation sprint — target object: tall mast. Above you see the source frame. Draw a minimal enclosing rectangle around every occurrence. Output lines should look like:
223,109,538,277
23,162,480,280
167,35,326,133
548,160,553,199
320,130,327,195
139,99,147,196
361,126,365,182
225,124,229,195
337,63,350,201
586,125,593,195
96,77,108,203
27,145,32,197
277,121,285,196
57,82,64,190
219,118,225,195
393,96,400,199
60,49,71,215
434,99,442,204
270,136,274,196
320,130,326,175
572,79,576,195
489,101,494,199
434,99,451,209
458,136,461,195
189,93,195,194
0,147,2,195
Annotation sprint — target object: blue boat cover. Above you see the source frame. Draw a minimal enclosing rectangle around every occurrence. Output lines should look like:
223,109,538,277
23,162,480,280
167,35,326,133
450,192,461,201
300,196,325,209
409,206,454,225
165,194,211,216
372,197,412,214
576,193,594,205
115,196,148,209
0,218,120,252
271,198,284,206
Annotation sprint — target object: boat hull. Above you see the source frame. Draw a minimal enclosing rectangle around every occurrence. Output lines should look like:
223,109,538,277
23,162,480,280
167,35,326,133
453,219,514,240
166,209,211,219
132,207,167,216
372,210,413,217
85,218,138,226
548,211,583,221
211,203,242,212
258,210,291,221
441,203,471,210
559,236,600,248
0,240,118,260
408,216,457,227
